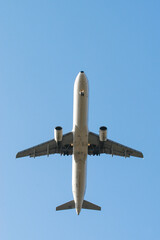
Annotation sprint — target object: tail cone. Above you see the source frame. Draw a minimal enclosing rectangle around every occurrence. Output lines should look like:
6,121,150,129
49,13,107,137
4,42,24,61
76,207,81,215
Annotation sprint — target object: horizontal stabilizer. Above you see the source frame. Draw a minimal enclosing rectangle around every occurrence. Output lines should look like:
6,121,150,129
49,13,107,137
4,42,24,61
56,200,75,211
82,200,101,211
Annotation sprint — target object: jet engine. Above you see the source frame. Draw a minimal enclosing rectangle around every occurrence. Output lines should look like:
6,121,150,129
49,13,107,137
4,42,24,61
99,126,107,141
54,126,63,142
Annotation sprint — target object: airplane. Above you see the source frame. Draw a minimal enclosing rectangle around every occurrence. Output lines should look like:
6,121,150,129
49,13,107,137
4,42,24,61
16,71,143,215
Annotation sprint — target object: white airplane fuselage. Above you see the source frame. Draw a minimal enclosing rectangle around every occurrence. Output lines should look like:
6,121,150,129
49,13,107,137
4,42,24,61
72,71,88,215
16,70,143,215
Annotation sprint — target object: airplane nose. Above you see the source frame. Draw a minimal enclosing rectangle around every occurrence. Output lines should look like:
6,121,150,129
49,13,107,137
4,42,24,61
74,71,88,94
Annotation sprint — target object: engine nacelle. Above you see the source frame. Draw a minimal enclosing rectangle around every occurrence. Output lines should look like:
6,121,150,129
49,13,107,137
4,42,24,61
54,126,63,142
99,126,107,141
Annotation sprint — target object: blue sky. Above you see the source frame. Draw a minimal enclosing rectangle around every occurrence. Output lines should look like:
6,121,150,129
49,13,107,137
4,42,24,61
0,0,160,239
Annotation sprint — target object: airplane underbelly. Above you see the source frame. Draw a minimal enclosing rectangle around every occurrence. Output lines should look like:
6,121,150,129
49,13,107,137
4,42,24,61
72,71,88,210
72,156,87,206
72,125,88,208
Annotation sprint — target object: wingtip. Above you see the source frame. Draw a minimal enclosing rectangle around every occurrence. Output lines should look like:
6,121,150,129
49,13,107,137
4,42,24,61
16,152,21,158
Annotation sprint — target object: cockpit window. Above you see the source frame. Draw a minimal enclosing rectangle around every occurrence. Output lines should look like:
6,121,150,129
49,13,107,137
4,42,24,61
79,90,85,96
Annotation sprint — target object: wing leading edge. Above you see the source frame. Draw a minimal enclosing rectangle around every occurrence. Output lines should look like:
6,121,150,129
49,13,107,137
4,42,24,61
16,132,73,158
88,132,143,158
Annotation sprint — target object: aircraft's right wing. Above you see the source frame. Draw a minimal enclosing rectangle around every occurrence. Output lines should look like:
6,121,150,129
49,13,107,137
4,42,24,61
88,132,143,158
16,132,73,158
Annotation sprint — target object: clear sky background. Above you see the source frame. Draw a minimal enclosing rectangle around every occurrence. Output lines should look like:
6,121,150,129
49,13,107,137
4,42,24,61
0,0,160,239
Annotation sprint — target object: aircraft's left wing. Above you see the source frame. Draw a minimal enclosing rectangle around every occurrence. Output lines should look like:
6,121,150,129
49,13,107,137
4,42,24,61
88,132,143,158
16,132,73,158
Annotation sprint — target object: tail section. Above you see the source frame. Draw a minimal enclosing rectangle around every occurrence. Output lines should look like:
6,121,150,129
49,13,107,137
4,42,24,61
82,200,101,211
56,200,75,211
56,200,101,212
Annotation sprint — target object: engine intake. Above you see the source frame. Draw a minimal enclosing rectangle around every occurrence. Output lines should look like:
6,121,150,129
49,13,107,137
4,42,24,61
54,126,63,142
99,126,107,141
